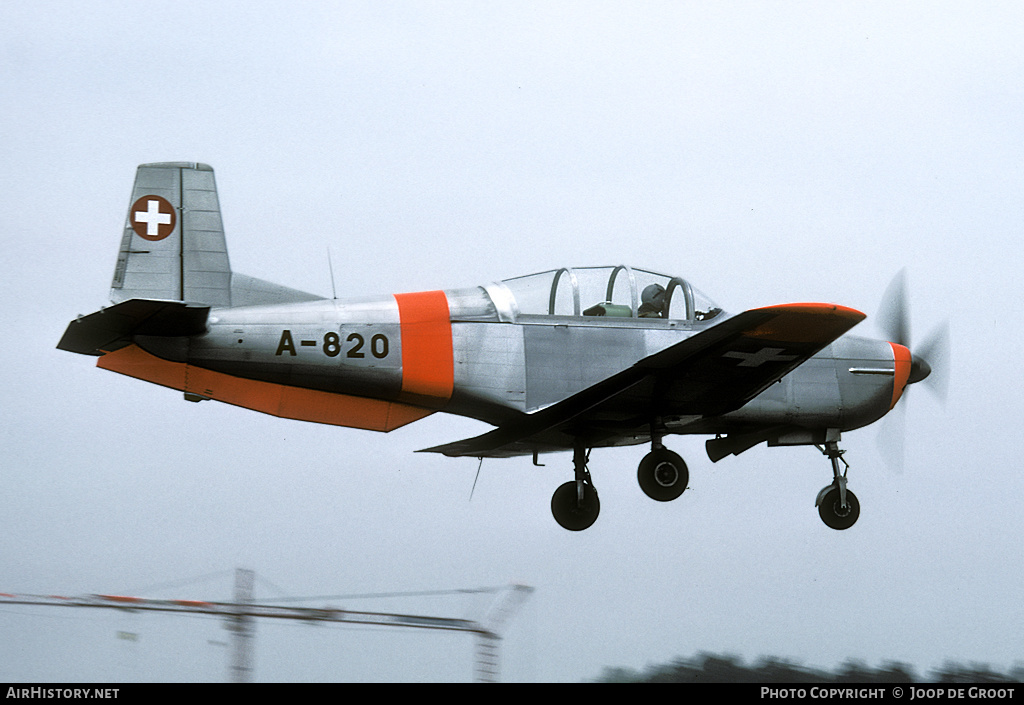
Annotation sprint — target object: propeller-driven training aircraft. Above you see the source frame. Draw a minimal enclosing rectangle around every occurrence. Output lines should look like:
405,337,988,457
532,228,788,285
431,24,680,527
59,163,946,531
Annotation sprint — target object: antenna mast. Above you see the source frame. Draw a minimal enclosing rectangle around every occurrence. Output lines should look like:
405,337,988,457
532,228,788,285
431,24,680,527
327,247,338,299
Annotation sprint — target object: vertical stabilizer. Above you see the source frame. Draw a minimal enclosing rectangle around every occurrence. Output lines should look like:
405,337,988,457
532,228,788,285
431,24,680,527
111,162,232,307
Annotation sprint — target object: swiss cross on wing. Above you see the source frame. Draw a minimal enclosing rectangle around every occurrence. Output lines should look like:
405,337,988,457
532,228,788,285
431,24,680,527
722,347,798,368
130,195,176,241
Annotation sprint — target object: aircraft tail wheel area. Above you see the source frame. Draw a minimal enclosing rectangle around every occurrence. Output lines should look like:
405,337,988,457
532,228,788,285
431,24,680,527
637,448,689,502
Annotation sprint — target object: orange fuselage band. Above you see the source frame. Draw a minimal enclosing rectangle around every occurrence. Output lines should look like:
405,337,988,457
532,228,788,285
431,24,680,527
394,290,454,402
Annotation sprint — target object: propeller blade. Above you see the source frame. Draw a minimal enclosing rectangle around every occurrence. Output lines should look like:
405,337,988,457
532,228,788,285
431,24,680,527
876,390,907,475
917,322,950,404
878,269,910,347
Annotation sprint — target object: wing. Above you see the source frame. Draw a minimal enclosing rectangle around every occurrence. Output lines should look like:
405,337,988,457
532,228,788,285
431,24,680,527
420,303,865,457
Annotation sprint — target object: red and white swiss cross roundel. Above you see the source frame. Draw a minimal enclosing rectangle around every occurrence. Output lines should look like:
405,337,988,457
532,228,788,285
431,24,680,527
130,195,176,241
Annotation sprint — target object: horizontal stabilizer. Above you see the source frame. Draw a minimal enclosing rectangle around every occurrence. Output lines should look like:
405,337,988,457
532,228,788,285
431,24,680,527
57,299,209,356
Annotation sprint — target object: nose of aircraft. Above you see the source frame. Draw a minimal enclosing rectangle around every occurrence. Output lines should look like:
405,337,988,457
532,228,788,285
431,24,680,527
888,337,947,411
889,343,934,410
908,353,931,385
879,269,950,405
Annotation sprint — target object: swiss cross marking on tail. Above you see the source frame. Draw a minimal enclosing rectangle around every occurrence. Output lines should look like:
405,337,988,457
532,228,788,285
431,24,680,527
130,195,176,241
723,347,798,368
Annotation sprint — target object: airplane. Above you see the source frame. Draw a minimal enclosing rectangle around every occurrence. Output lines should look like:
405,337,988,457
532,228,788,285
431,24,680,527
58,162,947,531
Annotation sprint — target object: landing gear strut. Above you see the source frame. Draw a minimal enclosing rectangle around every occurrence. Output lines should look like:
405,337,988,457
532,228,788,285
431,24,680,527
815,440,860,530
550,441,600,531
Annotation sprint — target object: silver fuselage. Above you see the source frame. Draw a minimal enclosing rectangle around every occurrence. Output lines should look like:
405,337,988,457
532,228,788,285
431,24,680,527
134,284,899,446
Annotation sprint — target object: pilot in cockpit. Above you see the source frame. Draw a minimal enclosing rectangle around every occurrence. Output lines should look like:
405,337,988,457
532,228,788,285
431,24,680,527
638,283,667,318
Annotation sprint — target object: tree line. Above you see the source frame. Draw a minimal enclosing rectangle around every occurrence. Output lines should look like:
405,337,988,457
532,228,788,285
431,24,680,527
595,652,1023,683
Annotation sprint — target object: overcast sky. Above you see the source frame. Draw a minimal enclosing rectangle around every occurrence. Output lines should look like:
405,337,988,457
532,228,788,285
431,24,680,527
2,1,1022,683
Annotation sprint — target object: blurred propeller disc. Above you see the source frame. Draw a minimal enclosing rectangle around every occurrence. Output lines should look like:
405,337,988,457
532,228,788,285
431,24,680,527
875,270,950,473
878,268,910,348
917,322,950,404
876,394,907,474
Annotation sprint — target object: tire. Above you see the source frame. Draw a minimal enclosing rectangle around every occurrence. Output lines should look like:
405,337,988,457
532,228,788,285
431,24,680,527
637,449,689,502
550,481,600,531
817,487,860,530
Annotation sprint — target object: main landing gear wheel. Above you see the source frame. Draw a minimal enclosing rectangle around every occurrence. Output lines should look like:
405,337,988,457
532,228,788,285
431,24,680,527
637,449,689,502
817,486,860,530
551,481,600,531
551,440,601,531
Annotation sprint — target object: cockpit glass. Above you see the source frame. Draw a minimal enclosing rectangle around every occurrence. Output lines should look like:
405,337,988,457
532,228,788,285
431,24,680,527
691,286,722,321
499,266,721,322
500,271,556,316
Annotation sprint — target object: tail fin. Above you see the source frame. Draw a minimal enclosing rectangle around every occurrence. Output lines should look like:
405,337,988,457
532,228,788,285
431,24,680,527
111,162,232,307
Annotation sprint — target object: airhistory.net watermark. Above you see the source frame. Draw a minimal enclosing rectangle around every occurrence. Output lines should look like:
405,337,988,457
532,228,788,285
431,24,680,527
6,689,119,699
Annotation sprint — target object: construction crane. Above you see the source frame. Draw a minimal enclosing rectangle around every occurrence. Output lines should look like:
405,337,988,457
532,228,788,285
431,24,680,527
0,570,533,683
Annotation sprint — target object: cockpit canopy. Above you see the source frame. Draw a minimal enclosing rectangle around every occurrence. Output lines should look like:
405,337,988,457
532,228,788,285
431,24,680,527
496,266,721,322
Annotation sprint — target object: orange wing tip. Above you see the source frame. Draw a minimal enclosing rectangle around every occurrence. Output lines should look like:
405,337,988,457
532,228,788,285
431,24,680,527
753,302,866,319
748,303,866,343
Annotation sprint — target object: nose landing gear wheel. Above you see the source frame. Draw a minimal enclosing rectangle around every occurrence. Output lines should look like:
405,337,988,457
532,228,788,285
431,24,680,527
551,481,600,531
817,486,860,530
637,449,688,502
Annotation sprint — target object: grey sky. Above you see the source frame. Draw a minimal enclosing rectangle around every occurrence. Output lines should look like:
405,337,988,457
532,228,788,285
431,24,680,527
1,1,1022,682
